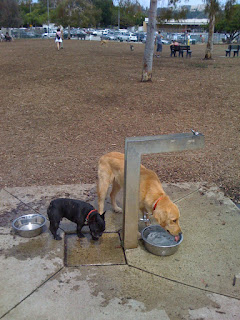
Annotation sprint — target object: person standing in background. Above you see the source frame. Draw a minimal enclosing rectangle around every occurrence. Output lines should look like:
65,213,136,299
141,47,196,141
155,31,163,58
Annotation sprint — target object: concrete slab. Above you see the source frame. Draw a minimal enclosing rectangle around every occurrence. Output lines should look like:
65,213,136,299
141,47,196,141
4,184,123,233
65,232,125,266
1,182,240,320
162,182,202,202
0,230,64,318
0,189,24,228
0,189,21,212
126,184,240,298
4,183,96,216
2,266,240,320
0,188,47,231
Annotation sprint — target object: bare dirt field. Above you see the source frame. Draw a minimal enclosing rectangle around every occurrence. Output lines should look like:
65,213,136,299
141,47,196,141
0,39,239,203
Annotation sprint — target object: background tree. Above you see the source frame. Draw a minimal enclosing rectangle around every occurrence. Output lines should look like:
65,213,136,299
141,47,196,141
92,0,113,27
204,0,236,59
52,0,96,36
204,0,220,59
0,0,22,27
157,5,187,22
142,0,182,82
19,1,48,27
215,3,239,43
141,0,157,82
111,0,146,28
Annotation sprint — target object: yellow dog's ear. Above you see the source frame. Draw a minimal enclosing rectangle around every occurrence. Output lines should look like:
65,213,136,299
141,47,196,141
153,210,166,227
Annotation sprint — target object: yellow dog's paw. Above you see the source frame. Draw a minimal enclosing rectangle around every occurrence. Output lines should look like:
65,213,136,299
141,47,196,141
113,206,122,213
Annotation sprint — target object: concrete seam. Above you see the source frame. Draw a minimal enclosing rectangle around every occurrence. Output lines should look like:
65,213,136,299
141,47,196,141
0,267,65,319
3,188,50,222
66,263,127,267
128,264,240,301
173,186,202,204
3,188,42,215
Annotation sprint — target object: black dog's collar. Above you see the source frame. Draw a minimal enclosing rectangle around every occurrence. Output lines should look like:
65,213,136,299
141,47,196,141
86,209,98,223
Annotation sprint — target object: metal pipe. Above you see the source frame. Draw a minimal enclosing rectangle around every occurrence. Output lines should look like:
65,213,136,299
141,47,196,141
123,132,204,249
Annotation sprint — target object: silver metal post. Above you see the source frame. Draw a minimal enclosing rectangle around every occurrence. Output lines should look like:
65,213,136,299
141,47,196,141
123,132,204,249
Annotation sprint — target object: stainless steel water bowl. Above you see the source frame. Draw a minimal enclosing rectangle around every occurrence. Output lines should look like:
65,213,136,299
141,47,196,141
142,225,183,256
12,214,46,238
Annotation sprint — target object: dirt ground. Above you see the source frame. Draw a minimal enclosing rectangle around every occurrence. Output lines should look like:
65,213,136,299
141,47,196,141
0,39,239,203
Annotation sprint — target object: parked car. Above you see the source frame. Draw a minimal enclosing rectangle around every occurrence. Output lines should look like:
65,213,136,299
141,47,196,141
129,33,138,42
162,39,171,44
70,29,78,37
118,33,130,42
113,31,121,40
42,32,57,38
92,30,103,36
135,32,146,42
63,31,69,39
85,28,95,35
101,33,115,41
141,35,147,43
77,30,87,40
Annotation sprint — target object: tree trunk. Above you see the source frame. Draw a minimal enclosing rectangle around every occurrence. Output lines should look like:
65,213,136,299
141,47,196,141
205,12,215,59
68,24,71,39
141,0,158,82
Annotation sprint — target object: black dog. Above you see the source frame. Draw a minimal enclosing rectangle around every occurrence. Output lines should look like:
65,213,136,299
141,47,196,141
47,198,105,241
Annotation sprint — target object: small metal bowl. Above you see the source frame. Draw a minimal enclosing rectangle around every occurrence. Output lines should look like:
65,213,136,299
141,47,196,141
12,214,46,238
142,225,183,256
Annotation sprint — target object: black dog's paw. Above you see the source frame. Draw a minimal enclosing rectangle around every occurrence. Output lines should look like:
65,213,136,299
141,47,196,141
77,232,85,238
54,235,62,240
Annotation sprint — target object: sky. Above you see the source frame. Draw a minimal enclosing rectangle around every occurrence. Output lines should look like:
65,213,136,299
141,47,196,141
31,0,239,8
134,0,239,9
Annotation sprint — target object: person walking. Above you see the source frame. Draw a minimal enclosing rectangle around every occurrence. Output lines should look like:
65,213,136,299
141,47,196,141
55,28,62,51
155,31,163,57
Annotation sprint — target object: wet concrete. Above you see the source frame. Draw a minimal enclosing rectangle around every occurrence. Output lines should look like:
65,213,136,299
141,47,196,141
65,232,126,266
0,182,240,320
0,228,64,317
127,184,240,298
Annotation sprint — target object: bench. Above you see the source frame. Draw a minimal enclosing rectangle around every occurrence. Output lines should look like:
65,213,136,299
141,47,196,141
225,44,240,57
77,33,86,40
170,45,180,57
170,45,192,57
4,35,12,42
179,45,192,57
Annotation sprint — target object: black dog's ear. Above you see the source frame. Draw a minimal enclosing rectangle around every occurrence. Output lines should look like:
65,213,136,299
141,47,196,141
101,212,106,220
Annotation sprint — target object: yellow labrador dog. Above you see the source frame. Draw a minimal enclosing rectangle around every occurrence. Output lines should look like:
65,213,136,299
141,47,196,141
100,40,108,45
97,152,181,240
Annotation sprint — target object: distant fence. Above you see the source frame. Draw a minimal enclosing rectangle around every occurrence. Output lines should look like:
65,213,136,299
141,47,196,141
0,27,238,44
163,31,236,44
0,27,44,39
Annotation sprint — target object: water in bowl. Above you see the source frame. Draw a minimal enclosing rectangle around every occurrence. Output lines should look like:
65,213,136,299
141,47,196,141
147,231,176,246
20,223,40,231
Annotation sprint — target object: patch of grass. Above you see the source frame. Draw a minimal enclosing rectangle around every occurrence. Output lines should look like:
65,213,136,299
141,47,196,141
189,62,208,69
